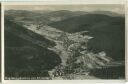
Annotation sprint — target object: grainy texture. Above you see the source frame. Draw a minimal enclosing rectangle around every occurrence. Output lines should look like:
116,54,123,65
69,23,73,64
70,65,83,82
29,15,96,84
4,4,125,80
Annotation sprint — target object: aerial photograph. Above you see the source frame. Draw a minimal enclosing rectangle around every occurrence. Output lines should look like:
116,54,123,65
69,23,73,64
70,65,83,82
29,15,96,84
4,4,125,80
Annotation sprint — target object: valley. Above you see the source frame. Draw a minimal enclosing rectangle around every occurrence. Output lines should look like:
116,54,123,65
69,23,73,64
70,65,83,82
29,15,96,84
4,10,125,79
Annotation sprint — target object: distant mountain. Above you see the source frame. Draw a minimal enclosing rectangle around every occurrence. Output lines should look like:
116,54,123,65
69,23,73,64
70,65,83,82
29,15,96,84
49,14,124,32
49,14,125,61
41,10,88,21
5,10,42,17
6,10,123,26
5,10,88,25
90,11,124,17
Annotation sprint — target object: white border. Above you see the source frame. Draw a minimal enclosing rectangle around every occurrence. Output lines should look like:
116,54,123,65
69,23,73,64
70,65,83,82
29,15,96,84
0,2,1,83
1,1,127,84
1,0,125,5
1,2,4,83
125,0,128,82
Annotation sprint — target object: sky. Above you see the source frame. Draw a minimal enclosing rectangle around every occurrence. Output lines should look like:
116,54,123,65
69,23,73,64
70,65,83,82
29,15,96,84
5,4,125,14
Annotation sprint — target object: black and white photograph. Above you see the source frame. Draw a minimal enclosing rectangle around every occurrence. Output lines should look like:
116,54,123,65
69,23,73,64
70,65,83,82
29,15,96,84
4,4,125,80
